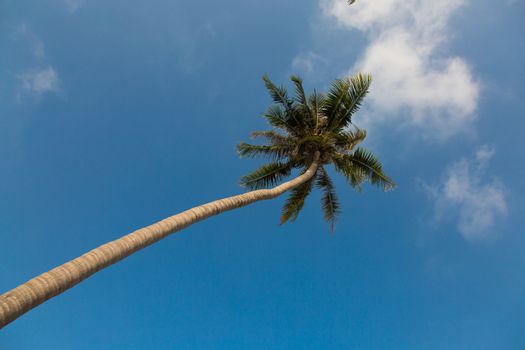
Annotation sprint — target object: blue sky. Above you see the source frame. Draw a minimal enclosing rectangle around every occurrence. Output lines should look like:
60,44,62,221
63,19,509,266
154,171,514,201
1,0,524,348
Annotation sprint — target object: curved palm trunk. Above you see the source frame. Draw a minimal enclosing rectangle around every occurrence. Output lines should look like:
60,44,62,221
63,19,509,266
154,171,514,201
0,154,320,329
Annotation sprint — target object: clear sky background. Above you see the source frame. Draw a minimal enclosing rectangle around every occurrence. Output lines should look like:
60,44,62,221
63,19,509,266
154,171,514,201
1,0,524,348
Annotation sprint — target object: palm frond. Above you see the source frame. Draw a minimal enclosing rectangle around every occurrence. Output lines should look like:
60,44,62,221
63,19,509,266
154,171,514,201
240,161,294,190
325,74,371,131
237,142,292,160
332,155,367,191
316,166,340,231
250,130,290,144
290,75,314,129
322,78,351,131
335,148,395,191
262,75,315,137
280,170,316,224
338,74,371,128
290,76,308,107
262,105,299,135
333,128,367,152
262,75,292,109
308,90,325,133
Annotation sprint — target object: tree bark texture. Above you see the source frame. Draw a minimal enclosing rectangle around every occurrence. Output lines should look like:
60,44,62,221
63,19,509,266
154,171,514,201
0,154,320,329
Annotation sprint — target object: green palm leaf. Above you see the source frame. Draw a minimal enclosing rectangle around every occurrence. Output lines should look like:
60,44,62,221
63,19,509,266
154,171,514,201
262,75,292,109
335,148,395,191
308,90,325,133
237,142,292,160
290,75,314,129
280,170,316,224
338,74,371,128
250,130,290,144
262,105,297,135
240,161,294,190
333,128,367,152
327,74,371,131
262,75,315,136
290,75,308,107
322,78,351,131
333,155,366,190
316,166,340,231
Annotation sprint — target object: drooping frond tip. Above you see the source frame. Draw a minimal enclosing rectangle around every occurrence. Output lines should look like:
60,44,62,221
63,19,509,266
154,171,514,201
316,166,340,232
238,74,394,231
280,168,316,225
333,148,395,192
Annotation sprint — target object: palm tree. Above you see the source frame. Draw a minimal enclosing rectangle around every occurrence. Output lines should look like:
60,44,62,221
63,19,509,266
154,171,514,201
0,74,394,329
239,74,394,231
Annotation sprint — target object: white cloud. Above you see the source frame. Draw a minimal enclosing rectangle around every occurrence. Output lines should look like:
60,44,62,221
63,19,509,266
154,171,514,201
318,0,480,138
16,67,61,99
323,0,466,34
425,146,507,240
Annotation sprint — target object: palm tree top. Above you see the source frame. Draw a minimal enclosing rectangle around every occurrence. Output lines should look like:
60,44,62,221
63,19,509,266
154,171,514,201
237,74,395,231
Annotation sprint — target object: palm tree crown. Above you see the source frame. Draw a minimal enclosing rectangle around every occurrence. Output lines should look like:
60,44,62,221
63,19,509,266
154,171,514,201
238,74,395,230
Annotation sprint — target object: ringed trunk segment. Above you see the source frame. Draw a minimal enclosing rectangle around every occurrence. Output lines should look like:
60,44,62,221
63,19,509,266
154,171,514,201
0,152,320,329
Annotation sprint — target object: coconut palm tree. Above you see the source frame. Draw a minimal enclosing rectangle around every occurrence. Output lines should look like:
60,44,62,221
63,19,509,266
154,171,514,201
0,74,394,329
239,74,394,230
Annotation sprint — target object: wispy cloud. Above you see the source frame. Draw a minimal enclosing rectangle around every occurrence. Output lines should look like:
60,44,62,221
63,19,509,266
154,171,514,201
424,145,507,240
16,67,61,100
11,24,62,101
16,23,46,59
62,0,84,13
316,0,480,138
292,52,324,74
